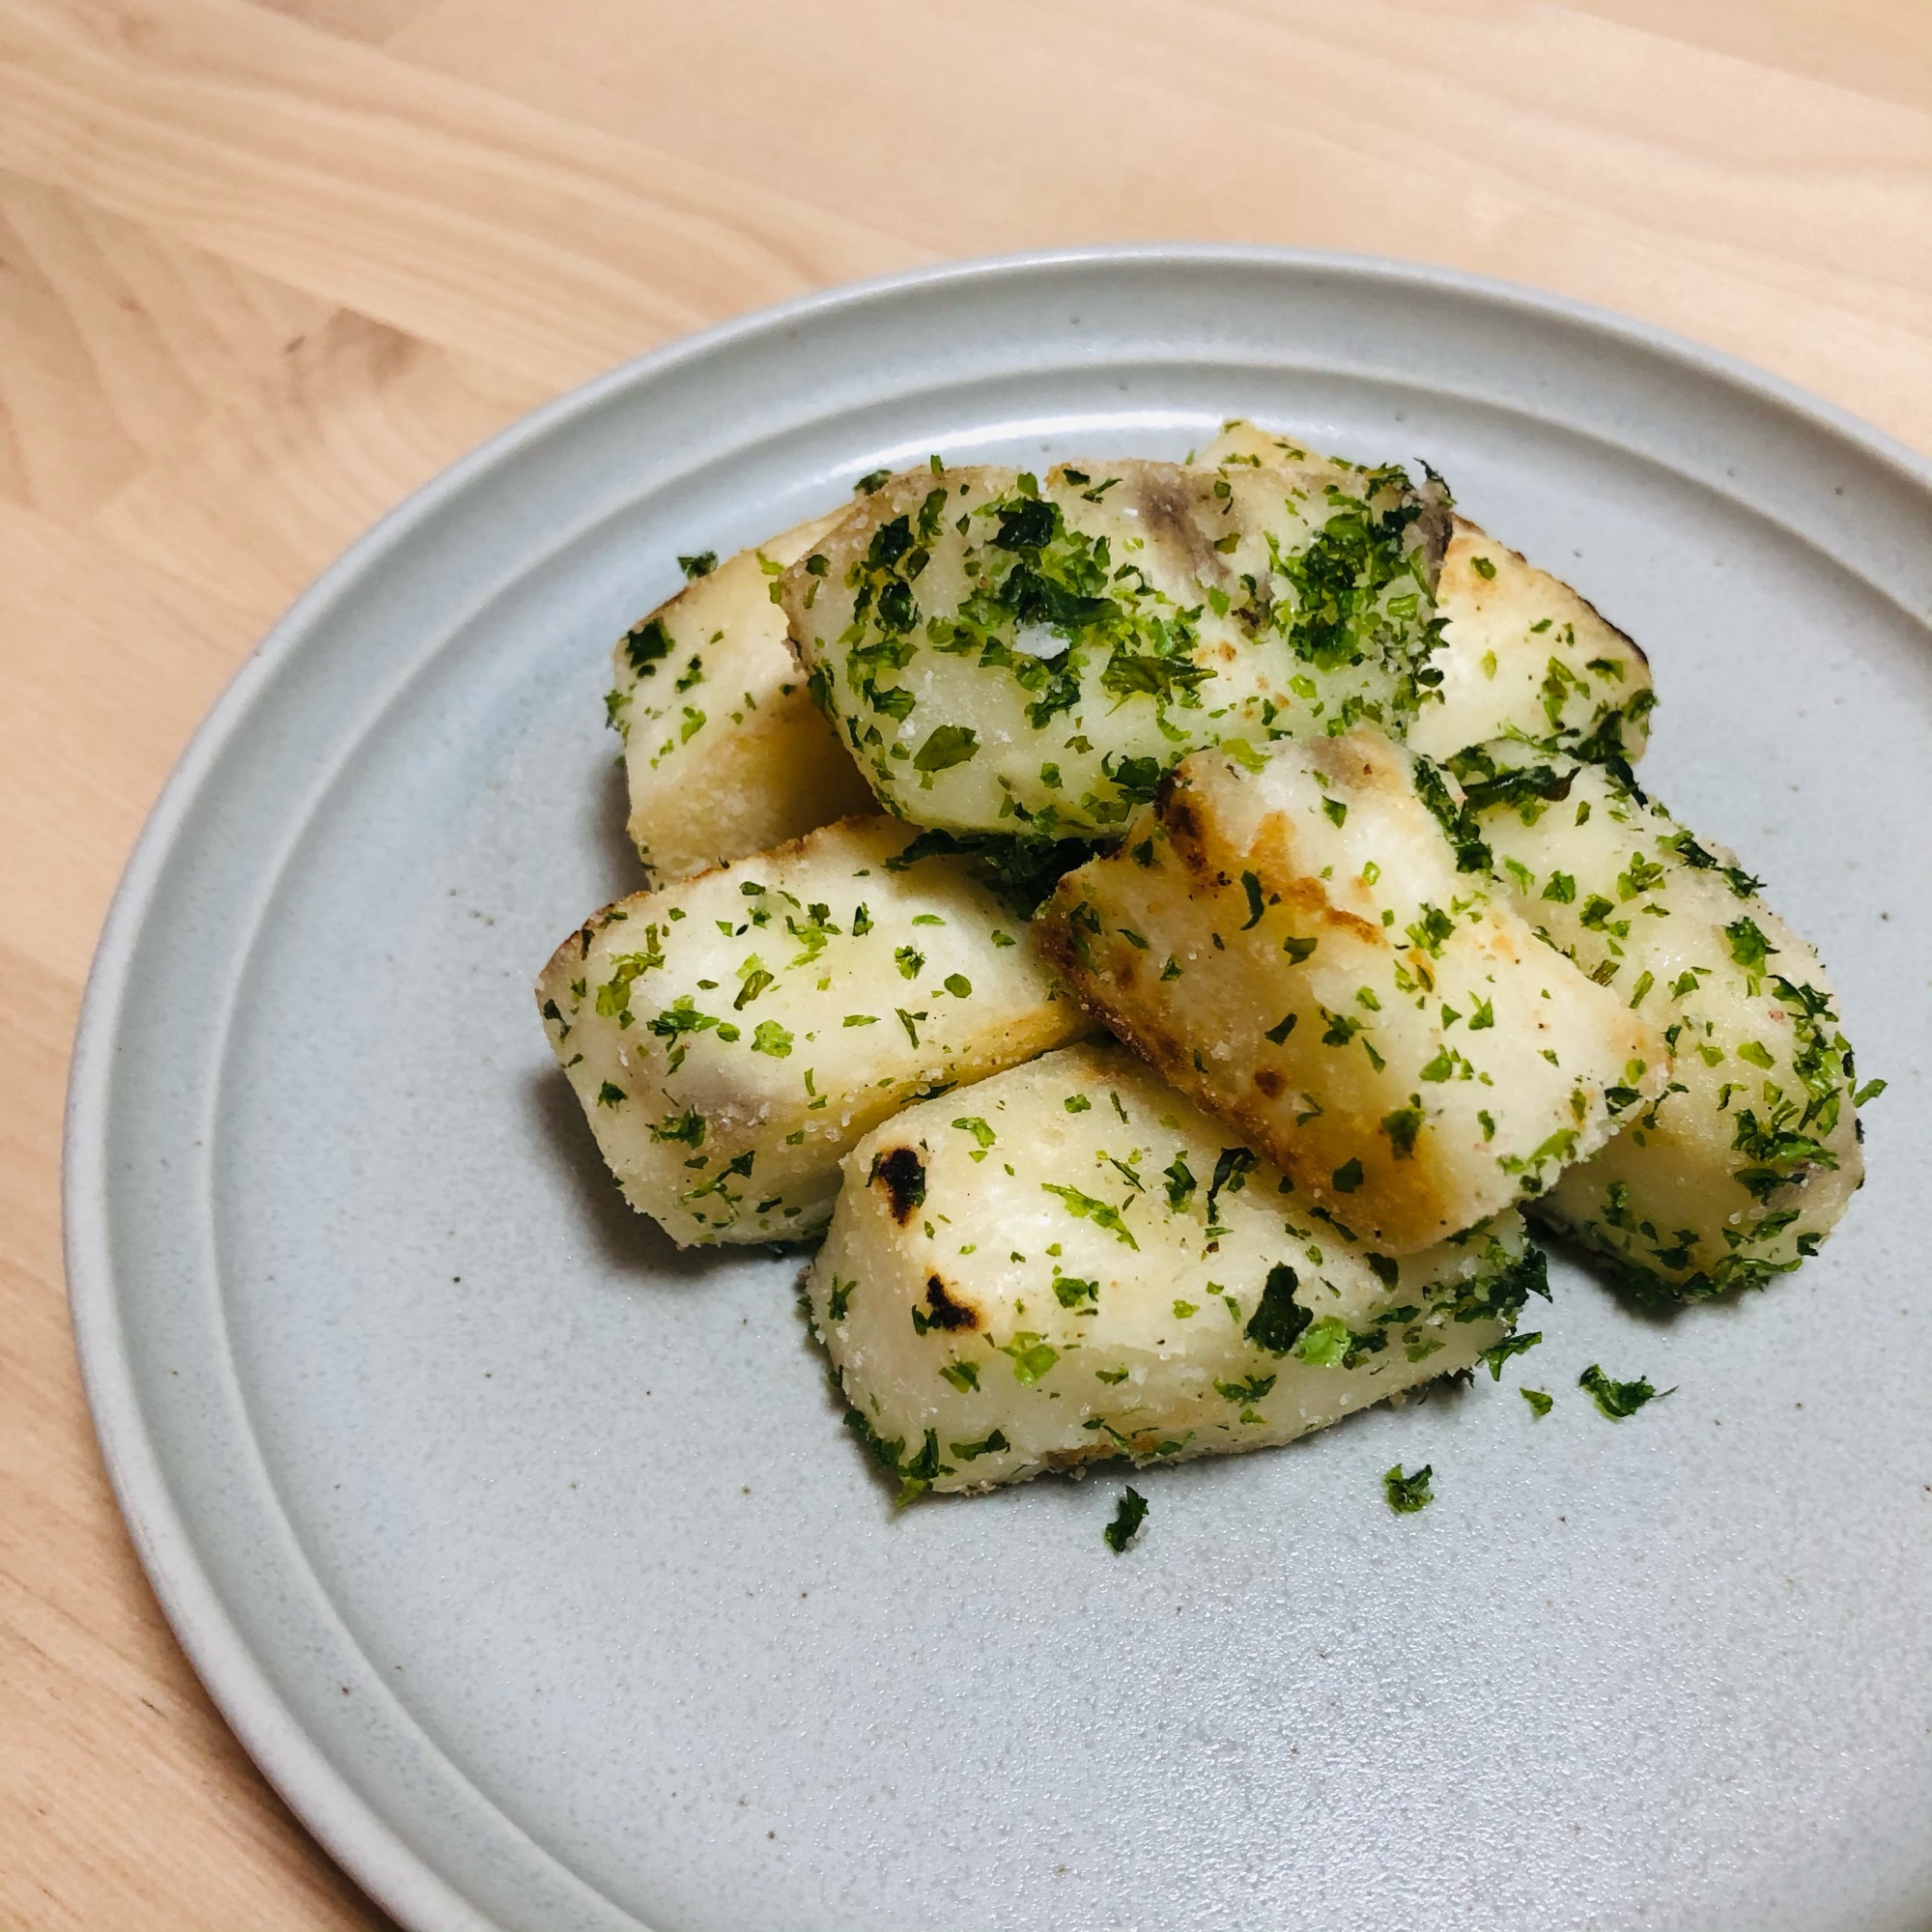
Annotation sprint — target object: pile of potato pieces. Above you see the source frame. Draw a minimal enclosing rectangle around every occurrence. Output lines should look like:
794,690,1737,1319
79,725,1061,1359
540,423,1868,1496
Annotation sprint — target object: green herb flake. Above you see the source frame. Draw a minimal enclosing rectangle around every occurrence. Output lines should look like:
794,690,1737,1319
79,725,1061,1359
1578,1363,1669,1418
1295,1316,1351,1367
913,724,980,776
1104,1486,1150,1553
1520,1387,1553,1416
750,1019,793,1058
1383,1463,1435,1513
1477,1330,1543,1379
1244,1263,1309,1355
1002,1333,1061,1384
1041,1183,1140,1249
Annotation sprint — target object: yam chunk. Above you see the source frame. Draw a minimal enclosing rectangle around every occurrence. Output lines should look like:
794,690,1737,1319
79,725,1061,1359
608,512,873,882
535,818,1092,1245
1198,421,1654,768
1458,749,1866,1298
1408,519,1654,765
781,458,1447,838
807,1044,1548,1496
1037,730,1664,1254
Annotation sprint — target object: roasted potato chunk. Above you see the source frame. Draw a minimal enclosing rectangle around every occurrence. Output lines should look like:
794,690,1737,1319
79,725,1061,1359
1198,421,1655,768
536,818,1092,1246
1456,749,1867,1298
607,511,874,882
1408,519,1654,765
1037,730,1663,1254
807,1044,1548,1496
781,458,1447,838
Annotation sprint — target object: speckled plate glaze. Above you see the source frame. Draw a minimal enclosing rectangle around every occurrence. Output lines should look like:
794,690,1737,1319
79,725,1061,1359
66,250,1932,1932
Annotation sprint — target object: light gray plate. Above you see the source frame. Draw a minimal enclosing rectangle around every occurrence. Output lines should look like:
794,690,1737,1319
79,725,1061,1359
66,249,1932,1932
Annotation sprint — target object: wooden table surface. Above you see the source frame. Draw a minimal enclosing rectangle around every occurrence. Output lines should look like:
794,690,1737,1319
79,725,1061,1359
3,1,1928,1923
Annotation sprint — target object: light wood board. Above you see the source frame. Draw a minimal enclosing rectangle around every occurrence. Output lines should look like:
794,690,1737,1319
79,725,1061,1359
2,1,1927,1922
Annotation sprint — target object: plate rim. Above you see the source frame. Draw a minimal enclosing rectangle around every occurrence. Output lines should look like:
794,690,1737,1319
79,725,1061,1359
60,242,1932,1932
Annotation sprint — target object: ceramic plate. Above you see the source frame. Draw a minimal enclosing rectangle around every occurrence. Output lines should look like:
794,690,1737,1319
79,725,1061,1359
66,248,1932,1932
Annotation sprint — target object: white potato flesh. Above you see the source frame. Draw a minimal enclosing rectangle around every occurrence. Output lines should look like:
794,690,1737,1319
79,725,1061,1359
1037,730,1664,1255
806,1044,1546,1496
535,817,1093,1246
1409,518,1654,765
608,511,874,882
1198,423,1655,767
1460,751,1866,1298
781,458,1448,838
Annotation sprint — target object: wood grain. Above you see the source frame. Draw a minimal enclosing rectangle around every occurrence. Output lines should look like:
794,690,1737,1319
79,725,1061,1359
0,2,1925,1923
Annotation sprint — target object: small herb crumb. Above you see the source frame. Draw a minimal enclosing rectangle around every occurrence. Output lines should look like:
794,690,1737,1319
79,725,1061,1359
1383,1463,1434,1513
1578,1364,1669,1418
1104,1486,1149,1553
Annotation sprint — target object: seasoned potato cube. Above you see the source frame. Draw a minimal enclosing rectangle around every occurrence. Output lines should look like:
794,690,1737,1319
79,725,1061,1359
781,457,1447,838
1037,730,1664,1255
1407,519,1654,765
807,1044,1548,1497
607,511,874,882
1458,750,1867,1298
1198,422,1655,768
535,818,1093,1246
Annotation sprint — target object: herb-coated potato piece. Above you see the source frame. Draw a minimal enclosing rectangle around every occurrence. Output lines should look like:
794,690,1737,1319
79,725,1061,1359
535,817,1093,1247
807,1044,1548,1497
607,511,874,883
1197,421,1655,768
1407,518,1654,765
1037,730,1664,1255
1456,748,1870,1299
781,457,1448,838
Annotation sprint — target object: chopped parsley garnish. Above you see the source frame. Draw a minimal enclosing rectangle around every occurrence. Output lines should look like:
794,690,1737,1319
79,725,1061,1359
1380,1101,1424,1159
750,1020,793,1058
677,550,717,580
1578,1364,1669,1418
1520,1387,1553,1416
1243,1264,1309,1355
1214,1373,1277,1405
1383,1463,1434,1513
913,724,980,776
1477,1330,1543,1379
1041,1183,1140,1249
1206,1146,1257,1220
1002,1333,1060,1383
1103,1486,1150,1553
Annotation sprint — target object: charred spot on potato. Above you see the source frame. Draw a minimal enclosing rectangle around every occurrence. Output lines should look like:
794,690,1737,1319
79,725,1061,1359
1412,470,1453,577
921,1275,978,1330
868,1146,926,1222
1254,1067,1286,1099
